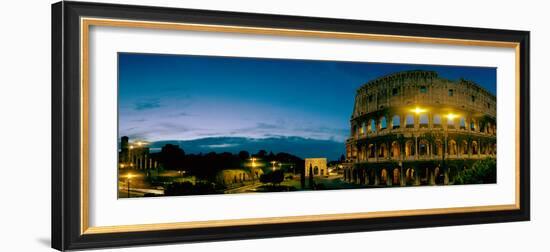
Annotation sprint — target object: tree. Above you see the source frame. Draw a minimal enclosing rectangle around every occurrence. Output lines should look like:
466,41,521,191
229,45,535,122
308,164,314,189
454,158,496,184
238,151,250,161
158,144,185,170
260,170,284,185
256,150,267,159
300,165,306,189
339,154,346,162
267,151,275,161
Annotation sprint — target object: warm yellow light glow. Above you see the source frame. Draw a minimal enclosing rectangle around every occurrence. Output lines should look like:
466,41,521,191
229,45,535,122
411,106,427,114
126,173,134,180
249,157,258,168
446,113,458,120
270,161,277,171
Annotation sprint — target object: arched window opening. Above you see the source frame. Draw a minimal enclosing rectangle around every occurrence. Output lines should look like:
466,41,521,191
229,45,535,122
406,168,416,184
460,118,466,129
472,141,479,155
433,114,442,128
470,120,476,131
391,141,400,158
393,168,400,185
380,116,387,130
448,140,457,155
370,119,376,133
379,143,387,158
392,115,400,129
419,114,429,128
368,144,375,158
405,140,415,157
461,140,469,155
448,117,456,129
381,169,388,185
479,122,486,133
406,114,414,128
434,141,443,157
419,140,429,156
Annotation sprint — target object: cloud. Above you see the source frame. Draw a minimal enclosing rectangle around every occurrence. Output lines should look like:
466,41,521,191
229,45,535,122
255,122,283,129
134,99,161,110
200,143,239,148
175,112,193,117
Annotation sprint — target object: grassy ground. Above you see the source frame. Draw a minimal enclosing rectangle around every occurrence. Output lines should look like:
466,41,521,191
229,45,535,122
117,170,381,197
280,174,375,191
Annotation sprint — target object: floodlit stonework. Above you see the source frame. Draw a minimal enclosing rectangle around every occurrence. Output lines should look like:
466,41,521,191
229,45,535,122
305,158,328,177
343,70,496,186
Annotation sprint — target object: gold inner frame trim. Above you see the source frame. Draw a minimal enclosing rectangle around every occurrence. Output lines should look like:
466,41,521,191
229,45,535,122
80,17,522,235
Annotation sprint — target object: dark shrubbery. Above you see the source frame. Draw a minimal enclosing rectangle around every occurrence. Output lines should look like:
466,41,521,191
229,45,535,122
164,181,221,196
259,170,284,185
454,158,496,185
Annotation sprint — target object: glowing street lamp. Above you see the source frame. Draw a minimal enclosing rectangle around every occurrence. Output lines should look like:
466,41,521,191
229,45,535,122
125,173,134,198
411,106,427,114
178,170,186,178
270,161,277,171
249,157,259,168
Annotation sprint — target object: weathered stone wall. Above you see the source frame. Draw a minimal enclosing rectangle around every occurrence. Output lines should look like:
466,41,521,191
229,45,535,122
305,158,328,177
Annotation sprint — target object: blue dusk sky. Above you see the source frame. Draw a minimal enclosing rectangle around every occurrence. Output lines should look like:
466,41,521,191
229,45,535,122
118,53,496,143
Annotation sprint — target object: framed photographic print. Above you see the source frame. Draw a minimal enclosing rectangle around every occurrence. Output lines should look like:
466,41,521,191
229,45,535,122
52,1,530,250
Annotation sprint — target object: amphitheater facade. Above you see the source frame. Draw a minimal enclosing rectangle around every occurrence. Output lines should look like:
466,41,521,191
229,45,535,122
343,70,496,186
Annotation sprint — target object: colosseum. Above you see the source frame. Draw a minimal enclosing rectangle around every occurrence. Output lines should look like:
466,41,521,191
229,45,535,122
343,70,496,186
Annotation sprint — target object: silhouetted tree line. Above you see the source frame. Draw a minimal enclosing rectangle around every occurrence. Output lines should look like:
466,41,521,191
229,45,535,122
150,144,305,181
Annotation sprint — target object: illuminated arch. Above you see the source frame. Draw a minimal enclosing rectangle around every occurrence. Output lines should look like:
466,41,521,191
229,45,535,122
448,139,457,155
391,141,400,158
405,140,415,157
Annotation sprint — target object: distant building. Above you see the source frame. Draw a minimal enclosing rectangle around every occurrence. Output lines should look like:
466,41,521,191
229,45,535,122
216,169,263,186
305,158,328,177
119,136,157,170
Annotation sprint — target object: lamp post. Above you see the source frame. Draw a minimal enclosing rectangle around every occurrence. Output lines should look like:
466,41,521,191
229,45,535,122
250,157,257,184
126,173,133,198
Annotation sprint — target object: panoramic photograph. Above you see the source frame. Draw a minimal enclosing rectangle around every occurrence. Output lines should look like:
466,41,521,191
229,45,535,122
117,53,497,198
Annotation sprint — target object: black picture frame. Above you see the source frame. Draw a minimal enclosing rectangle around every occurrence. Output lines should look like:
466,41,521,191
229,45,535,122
52,1,530,251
